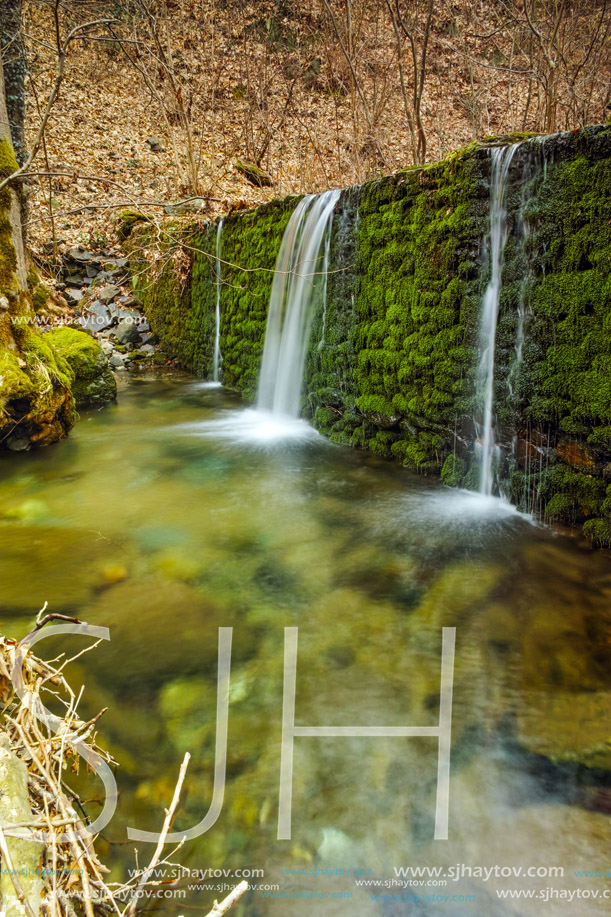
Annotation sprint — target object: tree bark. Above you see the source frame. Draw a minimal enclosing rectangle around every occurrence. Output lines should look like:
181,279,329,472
0,0,25,163
0,0,28,256
0,736,44,917
0,35,28,291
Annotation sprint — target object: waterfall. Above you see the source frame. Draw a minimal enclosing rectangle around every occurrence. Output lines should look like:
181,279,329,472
213,218,223,383
257,190,340,417
475,144,519,496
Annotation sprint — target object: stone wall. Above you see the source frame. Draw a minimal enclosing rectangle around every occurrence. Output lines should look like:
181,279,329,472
130,125,611,541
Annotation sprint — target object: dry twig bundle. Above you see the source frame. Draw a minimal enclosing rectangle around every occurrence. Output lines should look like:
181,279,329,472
0,611,248,917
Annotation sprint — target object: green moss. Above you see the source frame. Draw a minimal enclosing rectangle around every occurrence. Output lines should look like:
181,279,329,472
539,465,605,525
26,267,52,313
117,210,153,242
348,145,487,470
45,327,116,406
0,143,19,297
0,326,75,446
0,349,37,407
0,137,18,178
235,160,273,187
441,454,467,487
0,137,76,447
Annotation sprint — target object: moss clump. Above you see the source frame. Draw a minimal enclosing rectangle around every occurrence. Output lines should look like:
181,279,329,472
0,138,19,298
441,454,467,487
0,325,75,448
496,126,611,534
45,328,116,407
117,210,153,242
0,136,18,178
127,222,205,375
0,349,37,403
346,146,487,471
26,267,53,313
235,160,273,187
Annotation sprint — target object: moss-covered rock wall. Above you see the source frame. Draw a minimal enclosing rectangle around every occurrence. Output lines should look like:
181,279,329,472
129,125,611,540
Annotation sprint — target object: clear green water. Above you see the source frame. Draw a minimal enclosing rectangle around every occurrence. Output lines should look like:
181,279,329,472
1,373,610,915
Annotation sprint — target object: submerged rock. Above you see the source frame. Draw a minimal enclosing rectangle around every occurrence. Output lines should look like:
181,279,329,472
518,691,611,769
0,524,114,613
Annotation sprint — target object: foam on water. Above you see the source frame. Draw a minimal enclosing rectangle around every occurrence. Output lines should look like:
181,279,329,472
174,408,322,446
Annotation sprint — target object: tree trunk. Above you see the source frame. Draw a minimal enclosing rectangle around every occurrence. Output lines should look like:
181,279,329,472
0,736,44,917
0,34,27,291
0,0,27,258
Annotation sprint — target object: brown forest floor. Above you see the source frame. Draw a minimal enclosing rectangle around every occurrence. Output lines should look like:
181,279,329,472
21,0,610,260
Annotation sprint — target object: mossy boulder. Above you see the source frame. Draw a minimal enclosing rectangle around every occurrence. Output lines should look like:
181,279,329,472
116,209,153,242
45,327,116,407
0,323,75,448
235,160,273,187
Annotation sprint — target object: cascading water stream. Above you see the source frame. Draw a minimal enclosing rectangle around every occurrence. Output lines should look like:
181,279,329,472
475,144,519,496
213,218,223,383
257,189,340,417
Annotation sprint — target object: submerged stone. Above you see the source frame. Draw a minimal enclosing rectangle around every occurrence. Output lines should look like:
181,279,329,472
0,524,114,613
518,691,611,769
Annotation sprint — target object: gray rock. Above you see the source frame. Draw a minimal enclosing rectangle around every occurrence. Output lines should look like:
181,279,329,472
109,352,126,368
68,247,94,263
140,332,158,345
115,318,141,345
86,263,100,278
98,284,121,304
43,238,66,253
140,344,155,354
65,288,84,305
65,275,84,287
80,301,112,332
7,437,31,452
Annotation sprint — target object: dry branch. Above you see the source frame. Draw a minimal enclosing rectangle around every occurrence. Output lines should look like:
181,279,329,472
0,619,245,917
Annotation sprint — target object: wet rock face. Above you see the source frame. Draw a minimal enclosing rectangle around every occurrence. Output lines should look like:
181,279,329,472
555,438,597,471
